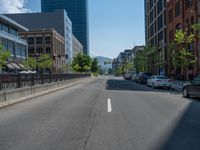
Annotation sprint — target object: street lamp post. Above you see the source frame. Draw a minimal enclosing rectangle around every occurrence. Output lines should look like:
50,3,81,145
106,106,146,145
35,53,40,74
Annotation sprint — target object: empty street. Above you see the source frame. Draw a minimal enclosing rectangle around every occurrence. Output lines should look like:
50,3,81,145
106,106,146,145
0,76,200,150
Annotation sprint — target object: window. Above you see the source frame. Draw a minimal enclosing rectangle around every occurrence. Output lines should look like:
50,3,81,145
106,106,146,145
2,39,7,51
158,15,163,30
151,38,154,46
46,47,51,54
157,0,163,15
186,0,193,8
150,11,154,23
175,23,181,30
7,40,14,55
45,36,51,44
158,31,163,46
21,46,26,58
15,44,22,58
36,37,43,44
36,47,43,53
28,47,34,54
193,77,200,84
27,37,34,44
175,1,181,17
0,24,8,32
157,76,168,79
150,24,154,37
150,0,154,9
10,28,18,36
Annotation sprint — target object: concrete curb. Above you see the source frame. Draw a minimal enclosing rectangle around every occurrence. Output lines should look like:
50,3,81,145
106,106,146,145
0,77,95,109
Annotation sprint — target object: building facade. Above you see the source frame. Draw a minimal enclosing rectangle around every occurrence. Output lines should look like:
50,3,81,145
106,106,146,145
0,15,28,72
166,0,200,79
145,0,167,75
72,34,83,58
6,10,73,63
41,0,89,55
20,29,65,73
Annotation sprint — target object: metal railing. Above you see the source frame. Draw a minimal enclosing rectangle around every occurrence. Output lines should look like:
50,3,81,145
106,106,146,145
0,73,91,91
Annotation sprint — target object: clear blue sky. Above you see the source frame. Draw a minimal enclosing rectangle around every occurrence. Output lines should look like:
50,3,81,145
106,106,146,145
25,0,145,58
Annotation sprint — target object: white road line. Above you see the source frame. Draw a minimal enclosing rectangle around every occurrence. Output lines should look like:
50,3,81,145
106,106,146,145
107,98,112,112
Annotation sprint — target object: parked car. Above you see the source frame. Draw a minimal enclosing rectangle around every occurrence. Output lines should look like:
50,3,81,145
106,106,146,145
131,74,139,82
124,72,135,80
137,72,153,84
182,76,200,98
147,75,172,89
124,73,131,80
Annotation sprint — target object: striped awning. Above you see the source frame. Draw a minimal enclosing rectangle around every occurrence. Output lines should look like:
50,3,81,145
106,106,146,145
6,63,15,70
11,63,21,70
17,63,25,69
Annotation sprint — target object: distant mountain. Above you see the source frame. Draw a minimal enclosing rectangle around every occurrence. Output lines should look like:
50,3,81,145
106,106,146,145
95,56,113,71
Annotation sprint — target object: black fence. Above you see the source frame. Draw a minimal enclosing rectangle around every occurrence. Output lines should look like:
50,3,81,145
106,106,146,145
0,73,91,91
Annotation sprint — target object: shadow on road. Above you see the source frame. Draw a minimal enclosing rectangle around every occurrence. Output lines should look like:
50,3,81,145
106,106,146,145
155,99,200,150
106,78,200,149
105,79,180,94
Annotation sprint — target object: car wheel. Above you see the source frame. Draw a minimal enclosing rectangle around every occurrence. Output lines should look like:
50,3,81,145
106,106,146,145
167,87,171,90
183,88,189,98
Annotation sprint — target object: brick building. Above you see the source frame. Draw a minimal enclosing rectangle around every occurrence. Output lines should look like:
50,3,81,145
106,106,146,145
166,0,200,78
20,28,66,73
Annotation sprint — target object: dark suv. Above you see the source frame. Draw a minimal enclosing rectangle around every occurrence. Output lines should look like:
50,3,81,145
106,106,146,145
183,76,200,98
137,72,153,84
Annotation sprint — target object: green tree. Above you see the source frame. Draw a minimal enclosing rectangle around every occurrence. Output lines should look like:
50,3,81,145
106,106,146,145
71,53,92,73
124,62,133,73
91,58,99,73
171,30,196,81
115,66,123,76
22,57,37,70
0,45,11,71
38,54,53,71
134,46,156,72
62,63,73,73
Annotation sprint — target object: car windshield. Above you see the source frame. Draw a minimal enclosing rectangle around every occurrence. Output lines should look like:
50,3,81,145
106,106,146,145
157,76,168,79
144,73,152,76
193,77,200,83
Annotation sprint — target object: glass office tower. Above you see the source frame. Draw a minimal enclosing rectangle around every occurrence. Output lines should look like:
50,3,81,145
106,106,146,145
41,0,89,55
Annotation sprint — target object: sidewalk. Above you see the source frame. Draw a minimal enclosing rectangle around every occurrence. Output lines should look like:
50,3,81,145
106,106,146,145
0,77,95,109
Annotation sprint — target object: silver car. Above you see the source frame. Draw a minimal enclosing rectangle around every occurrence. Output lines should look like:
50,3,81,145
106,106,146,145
147,75,172,89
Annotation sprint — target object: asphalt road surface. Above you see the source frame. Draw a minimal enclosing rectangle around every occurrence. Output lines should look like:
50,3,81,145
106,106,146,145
0,76,200,150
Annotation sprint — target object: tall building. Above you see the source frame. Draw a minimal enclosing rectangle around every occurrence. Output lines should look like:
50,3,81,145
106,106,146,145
6,10,73,63
41,0,89,55
145,0,167,75
166,0,200,79
0,15,28,72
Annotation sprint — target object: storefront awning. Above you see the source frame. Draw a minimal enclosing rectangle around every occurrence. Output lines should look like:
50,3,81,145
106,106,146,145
11,63,21,70
17,63,25,69
6,63,15,70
